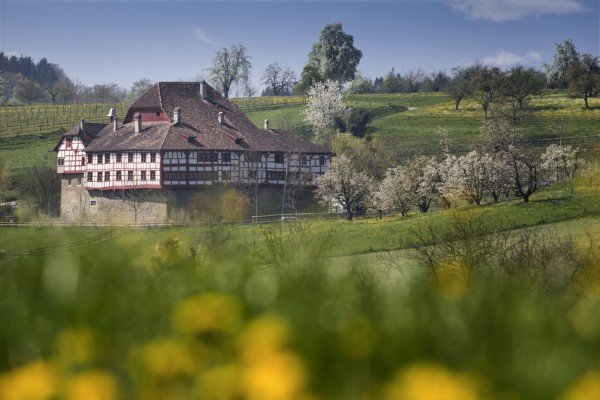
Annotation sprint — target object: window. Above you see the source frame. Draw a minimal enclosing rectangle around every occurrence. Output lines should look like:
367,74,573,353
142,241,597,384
248,170,257,180
105,153,110,163
88,154,93,164
104,171,110,181
68,178,72,186
78,177,82,185
221,170,231,181
267,171,286,181
97,172,102,182
274,153,284,164
81,157,86,166
116,153,122,163
116,171,122,181
87,172,93,182
319,155,326,166
141,171,147,181
189,171,217,181
128,171,133,181
57,158,64,166
150,171,156,181
90,200,97,206
221,152,231,163
301,155,309,166
128,152,134,163
66,137,72,149
141,152,147,163
197,152,218,163
150,152,156,163
165,171,186,181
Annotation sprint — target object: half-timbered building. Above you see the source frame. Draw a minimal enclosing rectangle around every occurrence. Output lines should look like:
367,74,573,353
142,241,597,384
54,81,331,222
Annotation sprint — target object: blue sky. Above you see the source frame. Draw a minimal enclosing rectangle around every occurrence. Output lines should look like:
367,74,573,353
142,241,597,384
1,0,598,91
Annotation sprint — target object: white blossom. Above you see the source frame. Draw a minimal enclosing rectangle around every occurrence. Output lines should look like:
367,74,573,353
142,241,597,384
315,155,373,220
541,144,580,183
302,80,349,143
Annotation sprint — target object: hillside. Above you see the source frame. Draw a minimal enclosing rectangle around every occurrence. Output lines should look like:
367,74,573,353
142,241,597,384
1,91,599,175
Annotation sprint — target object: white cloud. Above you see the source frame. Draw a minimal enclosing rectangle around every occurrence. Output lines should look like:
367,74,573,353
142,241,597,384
481,50,543,67
446,0,587,22
193,27,215,44
527,51,542,62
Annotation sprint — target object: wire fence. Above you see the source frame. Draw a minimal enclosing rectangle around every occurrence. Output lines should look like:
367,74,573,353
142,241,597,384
251,212,346,224
232,96,307,111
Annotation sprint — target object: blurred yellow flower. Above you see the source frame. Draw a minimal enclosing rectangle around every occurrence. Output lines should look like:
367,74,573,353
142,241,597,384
0,361,60,400
241,351,307,400
385,363,481,400
172,293,242,337
195,364,240,400
55,328,97,367
563,370,600,400
239,315,291,362
138,339,197,380
434,259,471,299
65,370,118,400
239,316,307,400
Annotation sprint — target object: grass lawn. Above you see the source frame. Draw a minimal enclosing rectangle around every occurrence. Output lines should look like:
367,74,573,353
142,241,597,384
2,178,598,262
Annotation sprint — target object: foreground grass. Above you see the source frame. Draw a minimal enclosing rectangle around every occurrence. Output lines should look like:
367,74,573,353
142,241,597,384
2,197,600,399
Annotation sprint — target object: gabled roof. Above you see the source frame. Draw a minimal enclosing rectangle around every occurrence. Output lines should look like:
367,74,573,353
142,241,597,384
81,81,331,154
53,122,105,151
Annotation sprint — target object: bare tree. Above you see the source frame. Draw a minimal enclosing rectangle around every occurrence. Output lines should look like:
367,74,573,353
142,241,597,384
470,64,503,119
208,44,252,98
499,65,545,110
262,63,296,96
445,67,473,110
404,68,426,93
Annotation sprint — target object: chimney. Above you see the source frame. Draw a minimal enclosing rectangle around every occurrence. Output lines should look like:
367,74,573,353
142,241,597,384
112,117,119,132
200,81,207,100
106,107,117,123
79,119,85,131
134,113,142,133
218,111,224,125
173,107,181,124
264,119,270,130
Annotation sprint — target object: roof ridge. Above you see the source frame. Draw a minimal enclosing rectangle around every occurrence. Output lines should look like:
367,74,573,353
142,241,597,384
157,82,164,109
160,124,173,150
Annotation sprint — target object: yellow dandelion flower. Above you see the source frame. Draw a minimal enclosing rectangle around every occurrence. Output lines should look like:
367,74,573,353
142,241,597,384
385,363,481,400
0,360,60,400
172,293,242,337
65,370,119,400
563,370,600,400
239,315,291,362
195,364,240,400
241,351,307,400
55,328,97,367
138,339,197,380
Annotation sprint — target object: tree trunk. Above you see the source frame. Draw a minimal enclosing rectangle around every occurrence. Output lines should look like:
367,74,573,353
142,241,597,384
584,94,589,109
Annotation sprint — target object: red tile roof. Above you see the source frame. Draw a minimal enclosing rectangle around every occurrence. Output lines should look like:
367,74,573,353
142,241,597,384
85,81,330,154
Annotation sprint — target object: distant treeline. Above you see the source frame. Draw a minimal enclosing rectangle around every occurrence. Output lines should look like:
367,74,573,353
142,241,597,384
0,52,154,106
